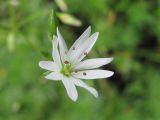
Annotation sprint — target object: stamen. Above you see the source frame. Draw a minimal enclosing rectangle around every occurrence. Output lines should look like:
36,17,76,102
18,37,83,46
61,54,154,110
72,47,75,50
84,52,87,55
64,61,69,64
83,72,87,76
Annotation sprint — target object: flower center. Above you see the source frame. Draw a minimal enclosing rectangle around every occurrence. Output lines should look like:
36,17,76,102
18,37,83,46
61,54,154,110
60,62,72,77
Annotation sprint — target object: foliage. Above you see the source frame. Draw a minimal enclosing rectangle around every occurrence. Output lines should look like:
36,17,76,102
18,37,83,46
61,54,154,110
0,0,159,120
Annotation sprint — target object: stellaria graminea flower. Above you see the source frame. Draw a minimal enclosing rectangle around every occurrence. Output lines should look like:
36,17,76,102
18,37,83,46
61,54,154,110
39,26,114,101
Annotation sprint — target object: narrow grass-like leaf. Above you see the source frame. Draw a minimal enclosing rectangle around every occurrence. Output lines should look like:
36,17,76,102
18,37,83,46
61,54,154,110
49,9,59,39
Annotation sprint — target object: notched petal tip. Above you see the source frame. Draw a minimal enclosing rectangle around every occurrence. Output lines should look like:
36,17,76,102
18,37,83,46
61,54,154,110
94,90,98,98
105,71,114,78
105,57,114,64
90,32,99,41
89,87,98,98
68,86,78,101
95,32,99,37
68,90,78,102
62,77,78,102
88,26,91,31
106,71,114,78
110,71,114,77
38,61,42,67
38,61,49,69
109,57,114,61
109,57,114,62
70,95,78,102
89,32,99,41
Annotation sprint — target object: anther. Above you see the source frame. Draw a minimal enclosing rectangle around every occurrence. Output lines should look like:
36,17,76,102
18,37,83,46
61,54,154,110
72,47,75,50
64,61,69,64
84,52,87,55
83,72,87,76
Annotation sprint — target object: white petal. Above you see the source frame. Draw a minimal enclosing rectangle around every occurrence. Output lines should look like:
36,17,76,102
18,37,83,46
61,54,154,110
72,77,98,97
72,70,114,79
39,61,59,71
74,58,113,70
52,36,61,68
57,27,68,61
70,32,99,64
45,72,62,80
62,76,78,101
67,26,91,59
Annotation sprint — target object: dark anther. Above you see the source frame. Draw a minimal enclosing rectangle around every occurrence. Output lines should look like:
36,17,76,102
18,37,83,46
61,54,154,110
83,72,87,76
72,47,75,50
64,61,69,64
84,52,87,55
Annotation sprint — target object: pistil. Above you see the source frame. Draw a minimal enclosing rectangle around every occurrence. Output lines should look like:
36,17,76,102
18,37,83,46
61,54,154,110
60,63,72,77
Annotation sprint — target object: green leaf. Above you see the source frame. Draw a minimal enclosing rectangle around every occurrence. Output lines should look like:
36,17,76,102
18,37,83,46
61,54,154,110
49,9,58,39
7,32,15,52
55,0,68,12
57,12,82,27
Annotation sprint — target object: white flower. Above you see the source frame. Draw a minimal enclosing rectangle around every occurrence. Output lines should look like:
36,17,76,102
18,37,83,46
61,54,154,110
39,26,114,101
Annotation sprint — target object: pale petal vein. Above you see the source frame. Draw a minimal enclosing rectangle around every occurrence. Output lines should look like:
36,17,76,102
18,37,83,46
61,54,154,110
72,69,114,79
74,58,113,70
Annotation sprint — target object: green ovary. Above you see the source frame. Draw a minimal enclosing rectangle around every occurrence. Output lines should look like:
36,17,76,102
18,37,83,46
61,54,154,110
60,64,72,77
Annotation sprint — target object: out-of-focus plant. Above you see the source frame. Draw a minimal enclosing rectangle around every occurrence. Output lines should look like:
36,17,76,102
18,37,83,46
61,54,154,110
0,0,159,120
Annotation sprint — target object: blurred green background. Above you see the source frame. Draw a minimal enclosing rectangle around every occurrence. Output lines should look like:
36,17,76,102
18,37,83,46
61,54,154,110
0,0,160,120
